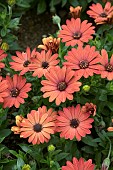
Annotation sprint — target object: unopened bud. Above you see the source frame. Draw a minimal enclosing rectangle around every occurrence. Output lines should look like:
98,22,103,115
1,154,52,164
101,158,110,170
82,85,90,92
22,164,31,170
48,144,55,152
7,0,16,6
1,42,9,51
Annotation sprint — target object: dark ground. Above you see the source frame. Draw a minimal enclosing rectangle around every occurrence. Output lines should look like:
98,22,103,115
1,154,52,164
17,8,67,50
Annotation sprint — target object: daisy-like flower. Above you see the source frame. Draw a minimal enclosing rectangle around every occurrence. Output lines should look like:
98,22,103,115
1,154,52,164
3,74,31,108
99,49,113,80
38,36,60,53
58,18,95,47
107,119,113,131
19,106,57,145
41,66,82,106
81,103,96,116
64,45,101,79
0,48,7,69
87,2,113,25
0,76,8,103
62,157,95,170
11,115,24,134
10,47,38,75
69,6,82,19
29,50,59,78
56,105,94,141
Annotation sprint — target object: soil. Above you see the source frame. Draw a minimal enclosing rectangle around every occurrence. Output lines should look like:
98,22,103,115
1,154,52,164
17,8,58,50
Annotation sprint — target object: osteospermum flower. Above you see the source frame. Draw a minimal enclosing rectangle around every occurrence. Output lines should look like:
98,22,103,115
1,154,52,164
0,76,8,103
62,157,95,170
29,50,59,78
64,45,101,79
56,105,94,141
58,18,95,47
41,66,82,106
11,115,24,134
87,2,113,25
81,103,96,116
3,74,31,108
99,49,113,80
69,6,82,19
0,48,7,68
20,106,57,145
38,36,60,53
10,47,38,75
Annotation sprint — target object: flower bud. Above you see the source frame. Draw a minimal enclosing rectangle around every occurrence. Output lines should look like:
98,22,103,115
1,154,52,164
48,144,55,152
101,158,110,170
7,0,16,6
52,15,61,25
50,160,55,168
1,42,9,51
22,164,31,170
82,85,90,92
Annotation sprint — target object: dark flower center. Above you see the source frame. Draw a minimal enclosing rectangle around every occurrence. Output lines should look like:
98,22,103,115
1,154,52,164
42,62,49,69
105,63,113,72
79,60,89,69
23,60,30,67
33,123,42,132
70,119,79,128
73,32,82,39
100,12,107,17
11,88,19,97
57,81,67,91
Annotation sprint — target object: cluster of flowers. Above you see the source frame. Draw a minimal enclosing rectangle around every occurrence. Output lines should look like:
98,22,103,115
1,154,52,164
1,1,113,169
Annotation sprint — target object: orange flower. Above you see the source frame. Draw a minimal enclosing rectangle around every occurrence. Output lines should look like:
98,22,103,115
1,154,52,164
58,18,95,47
81,103,96,116
107,119,113,131
62,157,95,170
99,49,113,80
10,47,38,75
64,45,101,79
19,106,57,145
11,115,24,134
87,2,113,25
41,66,82,106
29,50,59,78
69,6,82,19
0,48,7,69
38,36,60,53
3,74,31,108
0,76,8,103
56,105,94,141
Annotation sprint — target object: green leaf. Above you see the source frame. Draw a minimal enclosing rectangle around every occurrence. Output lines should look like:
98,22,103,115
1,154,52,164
1,28,7,37
82,136,98,147
107,101,113,111
8,18,20,29
55,153,70,161
17,157,25,170
0,129,11,143
69,0,79,6
18,144,32,153
37,0,46,14
61,0,67,7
